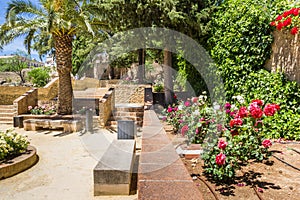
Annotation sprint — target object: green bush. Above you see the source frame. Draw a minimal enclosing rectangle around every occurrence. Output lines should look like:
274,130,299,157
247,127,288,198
0,129,29,160
27,67,50,87
208,0,300,140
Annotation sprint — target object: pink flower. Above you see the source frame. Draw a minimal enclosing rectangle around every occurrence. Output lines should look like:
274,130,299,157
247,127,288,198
195,128,199,134
230,118,243,128
217,124,223,132
291,27,298,35
162,116,167,121
28,106,33,110
167,107,173,113
236,106,248,118
262,139,272,148
184,101,191,107
179,119,184,124
224,102,231,109
264,103,280,116
191,97,199,103
216,153,226,166
173,107,178,111
250,107,263,119
218,140,228,150
181,125,189,136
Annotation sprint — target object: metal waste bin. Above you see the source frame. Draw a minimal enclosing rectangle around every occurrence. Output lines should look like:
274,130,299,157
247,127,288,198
117,120,136,140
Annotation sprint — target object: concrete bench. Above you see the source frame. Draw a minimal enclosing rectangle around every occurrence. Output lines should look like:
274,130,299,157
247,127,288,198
94,139,136,195
23,119,82,133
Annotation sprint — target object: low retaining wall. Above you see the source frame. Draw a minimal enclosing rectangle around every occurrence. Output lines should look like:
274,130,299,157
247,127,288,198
99,88,115,127
0,146,38,179
0,86,31,105
13,89,38,115
138,110,203,200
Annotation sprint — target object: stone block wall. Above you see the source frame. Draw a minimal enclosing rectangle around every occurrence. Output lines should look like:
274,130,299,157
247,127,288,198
38,77,59,101
73,77,100,90
13,89,38,115
0,86,32,105
99,88,115,127
265,30,300,83
114,85,148,104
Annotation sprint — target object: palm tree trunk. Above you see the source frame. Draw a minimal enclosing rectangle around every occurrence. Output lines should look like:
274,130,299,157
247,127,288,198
54,33,73,115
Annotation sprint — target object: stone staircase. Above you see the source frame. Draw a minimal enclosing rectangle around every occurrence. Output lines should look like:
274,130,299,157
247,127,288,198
106,104,144,130
0,105,15,125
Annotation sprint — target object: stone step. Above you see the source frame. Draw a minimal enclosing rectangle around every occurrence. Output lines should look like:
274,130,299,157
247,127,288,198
0,105,14,109
0,113,14,118
109,116,143,122
0,105,15,113
114,106,144,112
113,111,144,117
106,120,143,127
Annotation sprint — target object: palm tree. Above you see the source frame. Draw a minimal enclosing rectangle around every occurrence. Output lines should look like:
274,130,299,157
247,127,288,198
0,0,103,114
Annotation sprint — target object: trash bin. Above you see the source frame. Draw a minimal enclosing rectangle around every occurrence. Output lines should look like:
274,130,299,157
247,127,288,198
117,120,136,140
13,116,24,128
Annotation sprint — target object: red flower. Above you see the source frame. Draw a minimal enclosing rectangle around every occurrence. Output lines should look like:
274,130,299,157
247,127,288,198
282,11,290,18
291,27,298,35
276,22,284,30
191,97,199,103
216,153,226,166
173,94,177,99
251,99,264,107
275,15,283,21
262,139,272,148
270,21,276,26
218,140,228,150
292,8,299,16
181,125,189,136
236,106,248,118
230,118,243,127
167,107,173,113
173,107,178,111
250,107,263,119
283,17,292,27
264,103,280,116
230,130,239,136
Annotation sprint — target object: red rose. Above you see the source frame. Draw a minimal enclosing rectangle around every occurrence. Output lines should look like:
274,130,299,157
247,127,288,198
216,153,226,166
173,94,177,99
251,99,264,107
181,125,189,136
218,140,228,150
264,103,280,116
283,17,292,27
275,15,283,21
291,27,298,35
236,106,248,118
250,107,263,119
262,139,272,148
292,8,299,16
270,21,276,26
230,118,243,127
276,22,284,30
282,11,290,18
167,107,173,113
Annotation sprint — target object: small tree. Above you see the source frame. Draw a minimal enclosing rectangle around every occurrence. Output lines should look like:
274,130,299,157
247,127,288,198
0,56,28,84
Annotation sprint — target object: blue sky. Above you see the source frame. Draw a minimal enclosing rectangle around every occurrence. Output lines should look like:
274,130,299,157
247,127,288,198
0,0,43,61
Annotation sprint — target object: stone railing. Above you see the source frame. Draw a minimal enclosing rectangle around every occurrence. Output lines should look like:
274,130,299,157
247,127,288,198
38,77,59,101
266,30,300,83
13,88,38,115
99,88,115,127
138,110,203,200
0,86,31,105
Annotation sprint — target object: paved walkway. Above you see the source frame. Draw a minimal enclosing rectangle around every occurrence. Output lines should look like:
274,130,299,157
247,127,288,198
0,125,137,200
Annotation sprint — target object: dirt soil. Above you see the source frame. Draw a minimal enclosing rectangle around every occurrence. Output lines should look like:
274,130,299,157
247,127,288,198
164,124,300,200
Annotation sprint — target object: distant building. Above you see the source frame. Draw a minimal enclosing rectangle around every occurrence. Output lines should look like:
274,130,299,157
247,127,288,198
45,55,56,67
0,55,44,67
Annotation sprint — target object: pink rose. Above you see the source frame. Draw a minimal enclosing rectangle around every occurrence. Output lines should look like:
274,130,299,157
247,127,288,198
191,97,199,103
181,125,189,136
28,106,33,110
230,118,243,128
218,140,228,150
236,106,248,118
167,107,173,113
184,101,191,107
262,139,272,148
264,103,280,116
250,107,263,119
216,153,226,166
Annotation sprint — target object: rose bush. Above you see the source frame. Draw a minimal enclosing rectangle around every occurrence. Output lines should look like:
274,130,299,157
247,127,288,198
270,7,299,35
28,104,56,115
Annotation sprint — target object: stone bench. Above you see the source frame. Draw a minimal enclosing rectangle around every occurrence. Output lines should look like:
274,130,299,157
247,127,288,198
23,119,82,133
94,139,136,195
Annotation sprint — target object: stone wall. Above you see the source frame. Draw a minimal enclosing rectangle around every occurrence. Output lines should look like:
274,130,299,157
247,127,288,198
0,86,32,105
73,77,100,90
99,88,115,127
13,89,38,115
38,77,59,101
114,85,149,104
265,30,300,83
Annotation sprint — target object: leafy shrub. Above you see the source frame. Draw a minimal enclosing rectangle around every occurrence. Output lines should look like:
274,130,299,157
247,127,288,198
28,104,56,115
207,0,300,140
153,83,164,92
0,129,29,160
27,67,50,87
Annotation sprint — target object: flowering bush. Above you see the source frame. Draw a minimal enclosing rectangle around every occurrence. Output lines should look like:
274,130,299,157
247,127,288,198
0,129,29,160
202,99,280,181
270,7,300,35
28,104,56,115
